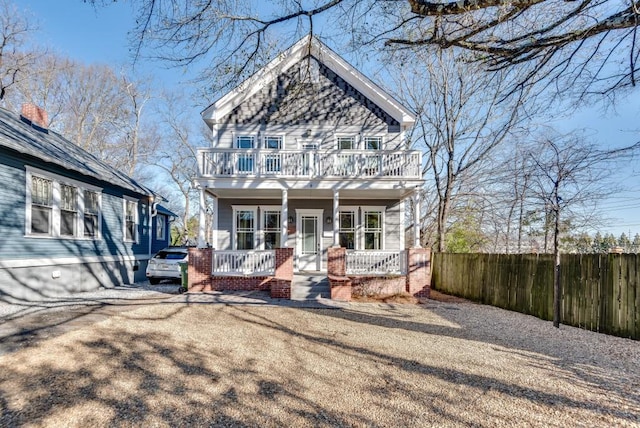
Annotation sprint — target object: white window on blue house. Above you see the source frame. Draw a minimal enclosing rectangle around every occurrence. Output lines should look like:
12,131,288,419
30,175,53,235
60,184,77,237
124,198,138,242
233,206,257,250
26,167,102,239
83,190,100,238
156,214,167,241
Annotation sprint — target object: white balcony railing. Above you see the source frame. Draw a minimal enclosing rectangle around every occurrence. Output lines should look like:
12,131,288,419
198,149,422,179
212,250,276,276
346,250,406,275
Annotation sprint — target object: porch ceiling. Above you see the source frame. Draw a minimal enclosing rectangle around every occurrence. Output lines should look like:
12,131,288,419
203,187,417,200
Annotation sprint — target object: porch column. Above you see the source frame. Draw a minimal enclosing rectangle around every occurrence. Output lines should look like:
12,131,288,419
413,187,421,248
281,188,288,247
198,187,207,248
332,190,339,246
211,195,218,248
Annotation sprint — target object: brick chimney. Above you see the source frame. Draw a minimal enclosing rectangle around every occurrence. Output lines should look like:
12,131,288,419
21,103,48,131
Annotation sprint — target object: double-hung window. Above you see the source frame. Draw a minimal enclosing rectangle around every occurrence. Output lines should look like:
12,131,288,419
236,135,255,173
234,207,256,250
337,136,355,150
60,184,77,237
156,214,167,241
26,167,102,239
124,199,138,242
262,210,281,249
264,136,283,173
30,175,53,235
363,209,384,250
84,190,100,238
364,136,382,150
339,210,356,249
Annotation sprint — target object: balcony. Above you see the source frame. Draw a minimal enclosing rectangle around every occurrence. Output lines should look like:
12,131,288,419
198,149,422,179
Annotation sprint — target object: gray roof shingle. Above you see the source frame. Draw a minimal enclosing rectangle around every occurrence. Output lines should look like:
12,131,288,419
0,107,158,197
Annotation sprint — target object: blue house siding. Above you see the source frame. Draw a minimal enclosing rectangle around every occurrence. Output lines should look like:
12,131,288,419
0,147,154,299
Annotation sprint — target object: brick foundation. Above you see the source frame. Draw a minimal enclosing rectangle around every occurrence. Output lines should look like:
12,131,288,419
271,248,293,299
351,275,406,297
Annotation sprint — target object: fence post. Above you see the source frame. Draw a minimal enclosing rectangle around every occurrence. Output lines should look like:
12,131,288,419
406,247,432,298
188,247,213,292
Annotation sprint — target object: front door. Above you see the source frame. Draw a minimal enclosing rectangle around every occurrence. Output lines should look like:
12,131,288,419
296,209,323,271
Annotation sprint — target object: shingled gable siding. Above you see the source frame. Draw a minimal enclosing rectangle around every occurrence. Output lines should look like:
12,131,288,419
0,148,151,299
215,56,403,150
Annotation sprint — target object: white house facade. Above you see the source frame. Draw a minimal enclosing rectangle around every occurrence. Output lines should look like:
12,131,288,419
192,36,425,290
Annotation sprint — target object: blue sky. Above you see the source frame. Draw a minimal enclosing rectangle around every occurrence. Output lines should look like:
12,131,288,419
18,0,640,238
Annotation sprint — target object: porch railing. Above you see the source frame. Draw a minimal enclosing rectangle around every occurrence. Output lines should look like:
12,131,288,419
198,149,422,179
212,250,276,276
345,250,407,275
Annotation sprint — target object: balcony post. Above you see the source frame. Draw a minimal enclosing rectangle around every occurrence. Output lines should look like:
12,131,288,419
413,186,421,248
281,188,288,247
333,190,340,246
198,186,207,248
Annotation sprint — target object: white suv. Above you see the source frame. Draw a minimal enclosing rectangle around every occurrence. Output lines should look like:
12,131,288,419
146,247,188,284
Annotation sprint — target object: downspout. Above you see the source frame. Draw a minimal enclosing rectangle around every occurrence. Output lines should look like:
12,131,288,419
149,196,158,257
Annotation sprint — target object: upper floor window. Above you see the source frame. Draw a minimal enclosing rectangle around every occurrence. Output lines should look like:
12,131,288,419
30,175,53,235
236,135,255,149
364,136,382,150
337,136,355,150
264,136,283,149
124,198,138,242
26,167,102,239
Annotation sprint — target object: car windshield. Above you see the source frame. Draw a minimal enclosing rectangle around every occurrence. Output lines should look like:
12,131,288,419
154,251,187,260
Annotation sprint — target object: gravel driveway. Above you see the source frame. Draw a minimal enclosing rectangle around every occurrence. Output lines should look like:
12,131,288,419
0,286,638,427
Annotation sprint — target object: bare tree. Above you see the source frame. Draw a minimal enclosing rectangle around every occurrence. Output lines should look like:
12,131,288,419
0,0,38,102
527,132,639,327
387,47,535,251
147,90,201,245
85,0,640,98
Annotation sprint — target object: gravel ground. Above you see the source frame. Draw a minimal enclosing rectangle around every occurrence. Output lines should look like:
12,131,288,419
0,288,638,427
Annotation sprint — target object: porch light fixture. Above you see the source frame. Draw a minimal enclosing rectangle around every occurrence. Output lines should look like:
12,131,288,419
325,216,332,225
288,216,294,224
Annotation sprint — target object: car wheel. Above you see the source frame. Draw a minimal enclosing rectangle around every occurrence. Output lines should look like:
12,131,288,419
149,278,161,285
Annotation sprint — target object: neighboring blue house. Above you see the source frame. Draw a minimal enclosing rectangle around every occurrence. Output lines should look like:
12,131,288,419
0,104,170,300
152,204,177,253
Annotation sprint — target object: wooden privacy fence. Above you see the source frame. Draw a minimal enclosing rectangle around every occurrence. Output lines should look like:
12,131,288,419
432,253,639,340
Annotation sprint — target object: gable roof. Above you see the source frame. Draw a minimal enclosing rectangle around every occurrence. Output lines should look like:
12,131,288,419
201,36,416,127
0,107,159,198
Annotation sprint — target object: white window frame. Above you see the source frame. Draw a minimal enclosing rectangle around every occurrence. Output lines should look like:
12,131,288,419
123,196,139,243
338,206,358,250
363,135,384,150
336,135,356,150
361,206,386,250
25,166,102,240
235,135,255,149
232,205,258,250
263,135,284,149
260,205,281,250
156,213,167,241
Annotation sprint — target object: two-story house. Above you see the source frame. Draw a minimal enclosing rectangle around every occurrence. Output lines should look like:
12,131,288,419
190,36,428,298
